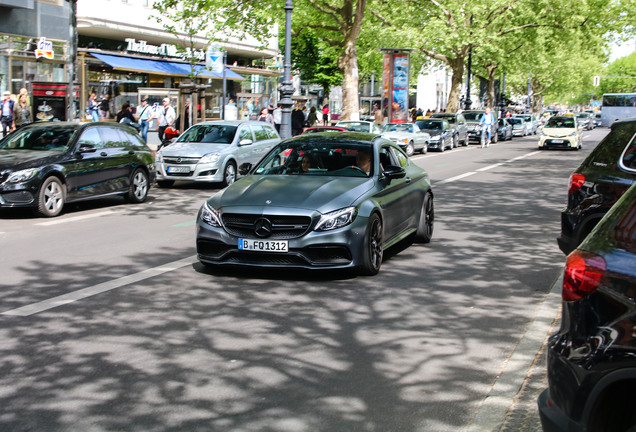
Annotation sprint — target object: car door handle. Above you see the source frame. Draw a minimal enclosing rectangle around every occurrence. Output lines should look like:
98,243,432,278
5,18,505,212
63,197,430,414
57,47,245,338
100,152,108,157
128,150,135,155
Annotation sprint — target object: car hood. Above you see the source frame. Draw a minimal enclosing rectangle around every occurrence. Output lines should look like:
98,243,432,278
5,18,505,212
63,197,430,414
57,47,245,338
542,127,576,137
381,132,414,139
159,141,232,157
420,129,443,136
210,175,374,213
0,149,66,172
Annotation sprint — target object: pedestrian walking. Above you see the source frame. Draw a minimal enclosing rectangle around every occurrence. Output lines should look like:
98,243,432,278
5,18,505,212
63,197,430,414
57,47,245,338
157,97,176,142
291,103,305,136
273,104,282,133
0,91,15,137
136,98,151,142
13,92,32,130
307,106,318,127
322,104,329,126
99,94,111,119
87,92,100,122
480,107,495,148
258,107,275,125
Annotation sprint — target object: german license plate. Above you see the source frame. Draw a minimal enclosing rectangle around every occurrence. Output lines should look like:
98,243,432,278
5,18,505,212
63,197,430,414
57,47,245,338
238,239,288,252
167,166,190,173
551,139,564,144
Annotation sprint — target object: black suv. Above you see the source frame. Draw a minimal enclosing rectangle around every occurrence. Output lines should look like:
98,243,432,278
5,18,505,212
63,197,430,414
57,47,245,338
430,112,469,147
557,118,636,255
538,182,636,432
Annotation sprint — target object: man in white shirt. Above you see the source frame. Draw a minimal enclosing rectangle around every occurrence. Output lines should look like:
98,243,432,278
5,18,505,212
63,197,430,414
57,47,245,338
157,97,176,142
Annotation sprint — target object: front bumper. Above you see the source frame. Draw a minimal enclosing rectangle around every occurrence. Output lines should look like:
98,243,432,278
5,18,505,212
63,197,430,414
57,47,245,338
196,209,370,270
156,161,222,183
538,136,578,149
428,140,443,149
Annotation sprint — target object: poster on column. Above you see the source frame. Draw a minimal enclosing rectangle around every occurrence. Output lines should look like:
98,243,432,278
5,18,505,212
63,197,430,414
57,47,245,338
382,54,391,119
391,54,409,123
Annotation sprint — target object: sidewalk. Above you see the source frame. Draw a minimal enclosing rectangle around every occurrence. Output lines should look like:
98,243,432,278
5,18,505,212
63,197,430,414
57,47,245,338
465,274,563,432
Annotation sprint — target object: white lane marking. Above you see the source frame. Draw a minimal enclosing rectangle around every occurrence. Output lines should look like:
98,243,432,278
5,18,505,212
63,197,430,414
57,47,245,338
1,255,197,317
477,163,504,172
436,172,477,184
36,210,123,226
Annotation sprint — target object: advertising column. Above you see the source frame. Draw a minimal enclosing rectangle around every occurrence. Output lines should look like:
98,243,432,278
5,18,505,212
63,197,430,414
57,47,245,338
380,49,411,124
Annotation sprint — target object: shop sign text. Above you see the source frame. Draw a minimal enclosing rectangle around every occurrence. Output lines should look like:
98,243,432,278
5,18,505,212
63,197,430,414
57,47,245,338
125,38,205,61
35,37,54,60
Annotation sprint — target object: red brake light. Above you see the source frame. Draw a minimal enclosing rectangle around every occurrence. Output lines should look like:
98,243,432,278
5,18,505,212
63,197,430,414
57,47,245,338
568,173,585,194
562,250,606,301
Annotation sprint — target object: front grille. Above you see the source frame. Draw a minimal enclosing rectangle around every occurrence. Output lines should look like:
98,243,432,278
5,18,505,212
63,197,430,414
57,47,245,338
1,191,34,204
165,171,193,177
222,213,312,239
545,140,571,148
163,156,200,164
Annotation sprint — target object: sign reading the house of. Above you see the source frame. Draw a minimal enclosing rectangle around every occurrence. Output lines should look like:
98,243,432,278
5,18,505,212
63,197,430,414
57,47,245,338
125,38,205,61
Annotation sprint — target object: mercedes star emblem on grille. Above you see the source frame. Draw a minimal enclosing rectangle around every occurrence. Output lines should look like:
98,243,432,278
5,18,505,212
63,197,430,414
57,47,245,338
254,218,273,238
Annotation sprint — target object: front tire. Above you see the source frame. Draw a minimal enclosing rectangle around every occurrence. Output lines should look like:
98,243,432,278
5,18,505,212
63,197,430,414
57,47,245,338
37,176,65,217
414,192,434,243
222,161,237,187
359,213,383,276
127,168,149,203
405,141,414,156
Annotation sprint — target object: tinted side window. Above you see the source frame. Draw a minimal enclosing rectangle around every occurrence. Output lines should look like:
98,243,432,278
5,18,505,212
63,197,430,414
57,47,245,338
620,133,636,172
78,128,105,150
119,129,145,149
585,122,636,169
252,125,269,142
98,127,123,148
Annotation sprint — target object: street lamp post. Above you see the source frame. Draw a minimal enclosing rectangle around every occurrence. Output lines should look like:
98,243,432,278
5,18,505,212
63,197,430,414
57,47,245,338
464,47,472,110
279,0,294,139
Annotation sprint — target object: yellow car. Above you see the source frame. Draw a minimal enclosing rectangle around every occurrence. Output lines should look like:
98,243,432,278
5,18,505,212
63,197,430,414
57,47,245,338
538,115,582,150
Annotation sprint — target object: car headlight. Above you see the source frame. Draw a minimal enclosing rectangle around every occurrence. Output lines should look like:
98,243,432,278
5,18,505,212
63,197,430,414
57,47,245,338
5,168,39,184
200,201,222,227
199,153,220,164
429,135,440,141
315,207,358,231
156,153,163,163
570,132,577,136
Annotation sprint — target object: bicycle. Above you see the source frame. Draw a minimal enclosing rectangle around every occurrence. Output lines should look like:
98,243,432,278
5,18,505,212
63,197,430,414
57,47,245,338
480,124,491,148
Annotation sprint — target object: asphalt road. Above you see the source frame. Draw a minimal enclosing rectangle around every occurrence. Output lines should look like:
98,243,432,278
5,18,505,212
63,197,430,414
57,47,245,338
0,128,608,431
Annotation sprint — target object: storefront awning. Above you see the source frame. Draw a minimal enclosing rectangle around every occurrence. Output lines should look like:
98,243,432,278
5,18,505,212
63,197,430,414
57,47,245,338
91,52,244,80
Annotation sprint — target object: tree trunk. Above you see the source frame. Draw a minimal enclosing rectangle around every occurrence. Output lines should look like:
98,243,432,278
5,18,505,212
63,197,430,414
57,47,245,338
446,56,465,113
338,40,360,120
486,64,497,109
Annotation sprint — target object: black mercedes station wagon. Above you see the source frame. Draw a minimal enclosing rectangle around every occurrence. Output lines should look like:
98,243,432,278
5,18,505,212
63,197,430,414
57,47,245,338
0,122,155,217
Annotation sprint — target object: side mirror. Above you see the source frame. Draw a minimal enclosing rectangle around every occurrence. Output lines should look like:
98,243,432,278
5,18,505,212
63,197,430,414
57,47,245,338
238,163,252,175
239,139,253,146
383,165,406,181
78,143,97,153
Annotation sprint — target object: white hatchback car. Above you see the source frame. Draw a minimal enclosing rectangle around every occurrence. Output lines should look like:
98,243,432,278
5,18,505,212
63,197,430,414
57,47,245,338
538,116,582,150
156,120,280,187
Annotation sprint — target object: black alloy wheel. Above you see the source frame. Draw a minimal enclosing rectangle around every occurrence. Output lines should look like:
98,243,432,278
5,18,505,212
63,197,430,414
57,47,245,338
415,192,434,243
359,213,383,276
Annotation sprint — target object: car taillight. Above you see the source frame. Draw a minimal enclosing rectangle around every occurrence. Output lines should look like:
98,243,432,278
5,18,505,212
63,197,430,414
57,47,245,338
568,173,585,194
562,250,606,301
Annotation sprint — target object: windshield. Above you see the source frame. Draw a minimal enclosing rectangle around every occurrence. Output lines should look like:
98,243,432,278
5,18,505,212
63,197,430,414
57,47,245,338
0,125,76,152
253,140,374,178
177,124,237,144
508,118,523,125
432,114,456,124
382,123,413,133
338,122,370,132
462,112,484,121
546,117,575,128
415,120,441,130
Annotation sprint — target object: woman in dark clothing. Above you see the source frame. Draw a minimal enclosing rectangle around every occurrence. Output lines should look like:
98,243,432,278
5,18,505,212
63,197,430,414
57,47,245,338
116,102,135,123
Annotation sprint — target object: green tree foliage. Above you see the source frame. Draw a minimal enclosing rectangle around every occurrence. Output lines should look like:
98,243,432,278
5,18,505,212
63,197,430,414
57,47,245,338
288,28,342,96
601,51,636,94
